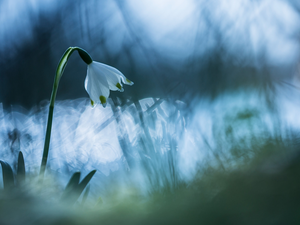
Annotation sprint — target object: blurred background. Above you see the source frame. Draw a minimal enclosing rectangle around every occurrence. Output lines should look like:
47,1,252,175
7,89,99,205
1,0,299,108
1,0,300,207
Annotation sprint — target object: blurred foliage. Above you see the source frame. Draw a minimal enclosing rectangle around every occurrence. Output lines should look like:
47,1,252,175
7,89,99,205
0,150,96,206
0,133,300,225
0,95,299,224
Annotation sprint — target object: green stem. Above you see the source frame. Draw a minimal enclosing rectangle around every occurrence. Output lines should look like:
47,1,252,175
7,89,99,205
39,47,92,178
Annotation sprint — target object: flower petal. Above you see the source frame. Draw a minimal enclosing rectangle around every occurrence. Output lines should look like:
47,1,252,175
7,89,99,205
84,61,133,108
92,62,124,91
85,62,110,106
96,62,134,86
121,76,134,86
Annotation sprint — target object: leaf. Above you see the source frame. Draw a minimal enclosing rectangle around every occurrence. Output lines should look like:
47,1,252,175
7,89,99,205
16,151,25,184
60,172,81,202
61,170,96,205
81,185,90,206
78,170,96,195
0,161,14,189
71,170,96,205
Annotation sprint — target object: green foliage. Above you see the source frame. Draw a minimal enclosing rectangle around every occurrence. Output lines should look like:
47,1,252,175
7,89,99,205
0,151,96,206
81,185,90,206
0,160,14,189
16,151,25,184
61,170,96,205
0,151,26,189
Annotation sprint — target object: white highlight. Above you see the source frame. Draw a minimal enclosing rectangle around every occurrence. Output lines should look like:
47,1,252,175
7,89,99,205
0,87,299,194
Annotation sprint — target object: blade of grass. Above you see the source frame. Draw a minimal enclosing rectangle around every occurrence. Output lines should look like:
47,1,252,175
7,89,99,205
16,151,25,185
81,185,90,206
77,170,96,195
61,172,81,202
0,161,14,189
61,170,96,205
69,170,96,205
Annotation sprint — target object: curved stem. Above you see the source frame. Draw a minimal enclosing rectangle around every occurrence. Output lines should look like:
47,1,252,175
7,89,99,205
39,47,92,178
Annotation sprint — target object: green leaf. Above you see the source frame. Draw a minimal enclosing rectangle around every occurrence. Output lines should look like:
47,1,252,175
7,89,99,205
61,172,80,202
0,161,14,189
61,170,96,205
69,170,96,205
81,185,90,206
16,151,25,184
78,170,96,195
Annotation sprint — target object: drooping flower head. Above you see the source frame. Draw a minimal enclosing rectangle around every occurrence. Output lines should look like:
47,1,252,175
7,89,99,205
84,61,133,107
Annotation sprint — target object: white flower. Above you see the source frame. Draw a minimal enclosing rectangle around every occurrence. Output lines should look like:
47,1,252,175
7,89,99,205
84,61,134,107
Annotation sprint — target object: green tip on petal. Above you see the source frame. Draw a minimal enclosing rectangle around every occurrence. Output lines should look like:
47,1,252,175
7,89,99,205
116,83,122,90
99,96,106,105
91,99,94,107
126,78,132,84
